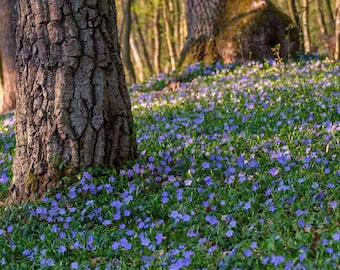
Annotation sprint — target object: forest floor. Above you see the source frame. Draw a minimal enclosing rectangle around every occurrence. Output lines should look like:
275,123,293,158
0,57,339,269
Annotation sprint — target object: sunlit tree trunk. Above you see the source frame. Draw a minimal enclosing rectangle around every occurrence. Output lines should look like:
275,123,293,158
121,0,136,84
179,0,187,55
301,0,311,53
132,11,153,75
163,0,177,71
335,0,340,60
10,0,137,203
316,0,328,35
153,5,162,74
130,34,144,81
288,0,301,28
325,0,335,24
0,0,17,113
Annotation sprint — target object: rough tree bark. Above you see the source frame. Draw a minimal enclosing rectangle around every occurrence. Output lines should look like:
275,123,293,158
0,0,17,113
10,0,137,203
178,0,300,67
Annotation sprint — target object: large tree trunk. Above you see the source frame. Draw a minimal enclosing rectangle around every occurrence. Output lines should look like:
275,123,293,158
0,0,17,113
10,0,137,203
179,0,300,67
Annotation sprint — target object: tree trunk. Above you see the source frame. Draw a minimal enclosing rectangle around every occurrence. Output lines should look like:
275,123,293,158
301,0,311,53
163,0,177,71
130,34,144,81
0,0,17,113
153,5,162,74
335,0,340,60
132,11,154,75
10,0,137,203
288,0,301,28
326,0,335,24
316,0,328,35
179,0,300,67
121,0,136,84
179,0,187,55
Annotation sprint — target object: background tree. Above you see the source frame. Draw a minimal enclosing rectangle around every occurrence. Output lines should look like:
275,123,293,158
121,0,136,84
301,0,311,53
178,0,300,67
0,0,17,113
335,0,340,60
9,0,137,203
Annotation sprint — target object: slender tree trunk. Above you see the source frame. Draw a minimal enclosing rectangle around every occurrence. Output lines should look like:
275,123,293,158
153,5,162,74
10,0,137,203
326,0,335,23
173,0,182,57
130,34,144,81
0,0,17,113
335,0,340,60
132,11,153,75
163,0,177,71
301,0,311,53
179,0,187,55
288,0,301,27
316,0,328,35
324,0,335,34
121,0,136,84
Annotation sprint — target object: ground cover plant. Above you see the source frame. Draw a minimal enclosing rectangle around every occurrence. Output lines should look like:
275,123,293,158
0,58,339,269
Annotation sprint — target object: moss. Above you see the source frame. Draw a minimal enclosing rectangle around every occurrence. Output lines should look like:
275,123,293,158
24,172,38,194
180,0,301,66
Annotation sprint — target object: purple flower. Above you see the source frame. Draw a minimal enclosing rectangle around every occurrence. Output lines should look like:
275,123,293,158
112,241,119,251
205,215,218,225
40,258,55,266
332,230,340,241
271,255,285,266
226,230,234,238
244,201,251,211
269,167,279,176
243,249,252,257
326,247,334,254
329,201,338,209
297,219,305,227
102,220,111,226
7,225,13,233
250,242,258,249
120,238,132,250
155,232,163,245
202,161,210,170
299,253,306,262
229,220,237,228
70,262,79,269
58,245,66,254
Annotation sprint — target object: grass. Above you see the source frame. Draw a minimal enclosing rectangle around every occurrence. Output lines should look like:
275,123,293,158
0,58,339,269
